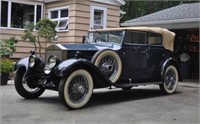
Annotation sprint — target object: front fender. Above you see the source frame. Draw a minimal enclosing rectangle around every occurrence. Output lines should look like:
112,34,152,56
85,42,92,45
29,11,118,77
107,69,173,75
54,58,113,88
55,59,84,77
14,56,46,76
14,57,29,71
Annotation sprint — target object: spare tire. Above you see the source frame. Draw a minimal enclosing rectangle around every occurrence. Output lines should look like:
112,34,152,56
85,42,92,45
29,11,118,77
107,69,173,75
91,50,122,83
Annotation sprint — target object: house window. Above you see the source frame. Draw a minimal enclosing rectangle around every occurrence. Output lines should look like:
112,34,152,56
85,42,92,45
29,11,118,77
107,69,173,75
90,6,107,29
11,3,34,28
94,10,103,27
36,5,42,23
49,7,69,31
1,1,8,27
0,0,42,29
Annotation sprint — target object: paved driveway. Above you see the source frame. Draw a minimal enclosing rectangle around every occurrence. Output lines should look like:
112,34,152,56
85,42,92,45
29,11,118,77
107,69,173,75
0,81,199,124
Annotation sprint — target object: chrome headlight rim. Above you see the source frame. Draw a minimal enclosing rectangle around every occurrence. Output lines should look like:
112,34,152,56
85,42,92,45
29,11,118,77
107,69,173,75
44,65,51,74
47,55,57,69
29,55,36,68
44,55,60,74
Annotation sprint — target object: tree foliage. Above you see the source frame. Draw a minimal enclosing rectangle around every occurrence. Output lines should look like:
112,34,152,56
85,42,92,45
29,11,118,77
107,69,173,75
36,18,57,42
0,37,18,57
121,0,199,22
22,18,56,57
22,24,37,53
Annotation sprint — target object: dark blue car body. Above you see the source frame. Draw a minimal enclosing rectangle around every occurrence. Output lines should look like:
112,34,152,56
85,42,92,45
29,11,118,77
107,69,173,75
14,27,180,109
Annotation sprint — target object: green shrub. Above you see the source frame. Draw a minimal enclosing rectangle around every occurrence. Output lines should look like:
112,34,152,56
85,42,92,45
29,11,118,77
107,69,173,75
0,37,18,57
0,58,14,73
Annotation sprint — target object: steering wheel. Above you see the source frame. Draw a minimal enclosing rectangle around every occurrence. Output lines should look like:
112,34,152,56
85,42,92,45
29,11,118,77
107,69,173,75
94,38,106,43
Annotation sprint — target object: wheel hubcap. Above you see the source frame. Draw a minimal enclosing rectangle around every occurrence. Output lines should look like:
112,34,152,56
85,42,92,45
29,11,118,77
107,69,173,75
98,56,118,80
72,84,86,94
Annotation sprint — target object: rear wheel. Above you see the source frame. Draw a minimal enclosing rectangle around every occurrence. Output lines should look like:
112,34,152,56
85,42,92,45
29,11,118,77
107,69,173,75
59,69,93,109
14,69,45,99
159,65,178,94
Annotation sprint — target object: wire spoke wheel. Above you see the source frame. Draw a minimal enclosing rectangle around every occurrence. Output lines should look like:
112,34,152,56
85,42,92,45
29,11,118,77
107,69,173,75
68,75,89,104
14,69,45,99
165,70,176,90
59,69,93,109
22,76,41,93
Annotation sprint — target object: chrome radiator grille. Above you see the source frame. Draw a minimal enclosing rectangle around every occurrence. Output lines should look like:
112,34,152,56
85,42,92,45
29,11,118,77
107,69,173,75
45,44,67,62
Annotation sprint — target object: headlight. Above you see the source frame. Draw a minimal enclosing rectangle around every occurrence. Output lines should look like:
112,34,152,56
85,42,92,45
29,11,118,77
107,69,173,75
29,55,35,68
44,55,60,74
48,55,57,69
44,66,51,74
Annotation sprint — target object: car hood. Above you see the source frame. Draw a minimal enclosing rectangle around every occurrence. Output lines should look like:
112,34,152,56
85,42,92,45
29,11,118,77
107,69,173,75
62,43,121,51
46,43,121,61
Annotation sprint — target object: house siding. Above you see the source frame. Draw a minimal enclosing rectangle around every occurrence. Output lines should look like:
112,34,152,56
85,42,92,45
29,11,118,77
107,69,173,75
1,0,122,59
46,0,121,43
0,0,45,59
0,28,47,59
90,1,120,28
44,0,90,43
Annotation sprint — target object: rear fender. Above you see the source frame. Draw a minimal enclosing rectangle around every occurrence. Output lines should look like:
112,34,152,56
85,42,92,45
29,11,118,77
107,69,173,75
161,57,181,81
55,58,113,88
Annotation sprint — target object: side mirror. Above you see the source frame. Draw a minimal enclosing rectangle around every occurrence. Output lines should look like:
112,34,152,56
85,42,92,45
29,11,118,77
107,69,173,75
30,51,35,55
53,36,58,43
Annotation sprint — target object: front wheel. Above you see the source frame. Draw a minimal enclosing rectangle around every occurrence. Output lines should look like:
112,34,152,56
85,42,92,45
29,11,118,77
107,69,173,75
59,69,93,109
14,69,45,99
159,65,178,94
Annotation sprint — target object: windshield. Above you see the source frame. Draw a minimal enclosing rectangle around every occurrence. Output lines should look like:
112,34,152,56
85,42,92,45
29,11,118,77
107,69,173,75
85,31,125,44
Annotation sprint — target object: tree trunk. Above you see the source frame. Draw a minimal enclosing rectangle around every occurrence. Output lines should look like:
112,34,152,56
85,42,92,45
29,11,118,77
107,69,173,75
37,37,42,58
33,42,37,54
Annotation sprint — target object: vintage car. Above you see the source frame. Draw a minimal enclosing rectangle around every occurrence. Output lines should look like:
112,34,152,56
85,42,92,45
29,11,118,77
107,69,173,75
14,27,180,109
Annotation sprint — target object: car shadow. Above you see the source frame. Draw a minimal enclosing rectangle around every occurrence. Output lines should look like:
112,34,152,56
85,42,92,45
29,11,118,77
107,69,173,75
22,88,180,110
88,88,180,108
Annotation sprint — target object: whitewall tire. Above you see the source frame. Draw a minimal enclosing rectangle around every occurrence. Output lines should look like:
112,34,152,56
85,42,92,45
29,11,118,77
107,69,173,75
159,65,178,94
59,69,93,109
92,50,122,83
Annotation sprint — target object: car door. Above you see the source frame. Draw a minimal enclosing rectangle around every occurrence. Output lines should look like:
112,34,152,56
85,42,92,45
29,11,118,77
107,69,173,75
147,32,165,80
133,45,150,80
121,31,151,82
131,31,151,80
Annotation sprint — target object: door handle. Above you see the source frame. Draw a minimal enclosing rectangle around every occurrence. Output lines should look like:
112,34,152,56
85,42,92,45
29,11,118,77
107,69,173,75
141,50,149,58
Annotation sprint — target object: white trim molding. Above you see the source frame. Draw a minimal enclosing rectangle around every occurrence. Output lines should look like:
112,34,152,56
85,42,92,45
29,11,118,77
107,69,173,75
44,0,59,3
48,6,69,32
90,5,107,29
91,0,125,6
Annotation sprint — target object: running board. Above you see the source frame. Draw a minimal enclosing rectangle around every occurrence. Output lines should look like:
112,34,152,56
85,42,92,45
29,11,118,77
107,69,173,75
114,82,162,88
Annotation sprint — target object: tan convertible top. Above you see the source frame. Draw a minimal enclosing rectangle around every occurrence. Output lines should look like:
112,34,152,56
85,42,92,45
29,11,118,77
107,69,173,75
89,27,175,51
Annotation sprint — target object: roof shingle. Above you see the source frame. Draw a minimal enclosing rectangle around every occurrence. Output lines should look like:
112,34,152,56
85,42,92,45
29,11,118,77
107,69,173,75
124,2,200,23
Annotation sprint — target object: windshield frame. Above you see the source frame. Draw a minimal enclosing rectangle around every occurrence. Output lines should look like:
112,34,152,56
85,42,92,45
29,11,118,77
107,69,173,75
85,30,125,45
